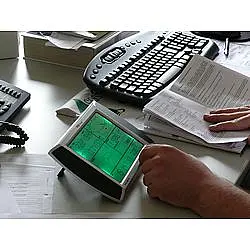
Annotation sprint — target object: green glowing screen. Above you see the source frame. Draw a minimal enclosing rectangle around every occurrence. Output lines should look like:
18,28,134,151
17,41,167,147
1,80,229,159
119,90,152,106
67,113,144,182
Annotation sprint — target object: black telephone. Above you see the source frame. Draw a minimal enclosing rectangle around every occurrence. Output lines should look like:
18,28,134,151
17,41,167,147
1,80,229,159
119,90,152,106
0,79,30,147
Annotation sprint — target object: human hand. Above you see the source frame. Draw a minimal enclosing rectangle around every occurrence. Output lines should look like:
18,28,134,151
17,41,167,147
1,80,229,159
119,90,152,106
139,144,215,209
203,106,250,144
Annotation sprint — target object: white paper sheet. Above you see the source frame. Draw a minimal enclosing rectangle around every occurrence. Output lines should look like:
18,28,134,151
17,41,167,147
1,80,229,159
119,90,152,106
45,32,87,50
0,154,56,215
170,55,250,109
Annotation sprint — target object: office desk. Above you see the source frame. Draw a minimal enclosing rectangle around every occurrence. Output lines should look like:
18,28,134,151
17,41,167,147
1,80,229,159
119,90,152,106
0,46,250,218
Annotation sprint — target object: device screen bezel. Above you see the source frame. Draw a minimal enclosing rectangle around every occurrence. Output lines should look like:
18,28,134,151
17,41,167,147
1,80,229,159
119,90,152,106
63,104,147,185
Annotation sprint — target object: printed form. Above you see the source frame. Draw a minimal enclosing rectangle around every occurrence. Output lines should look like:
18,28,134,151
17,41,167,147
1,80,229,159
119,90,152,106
0,154,55,215
144,55,250,144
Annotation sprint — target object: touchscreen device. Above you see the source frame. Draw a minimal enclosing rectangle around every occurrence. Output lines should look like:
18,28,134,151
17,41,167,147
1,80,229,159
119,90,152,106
49,101,153,202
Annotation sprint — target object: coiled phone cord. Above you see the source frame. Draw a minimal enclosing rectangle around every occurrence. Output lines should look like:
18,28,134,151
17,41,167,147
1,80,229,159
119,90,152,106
0,121,29,147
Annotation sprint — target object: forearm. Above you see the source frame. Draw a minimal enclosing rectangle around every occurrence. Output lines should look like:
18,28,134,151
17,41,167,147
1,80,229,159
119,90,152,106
192,177,250,218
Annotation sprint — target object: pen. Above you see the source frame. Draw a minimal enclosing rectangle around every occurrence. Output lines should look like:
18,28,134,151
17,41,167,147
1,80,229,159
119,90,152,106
224,37,230,57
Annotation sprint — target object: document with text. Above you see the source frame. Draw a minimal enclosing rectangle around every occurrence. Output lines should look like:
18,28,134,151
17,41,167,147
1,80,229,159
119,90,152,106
143,54,250,152
0,154,55,215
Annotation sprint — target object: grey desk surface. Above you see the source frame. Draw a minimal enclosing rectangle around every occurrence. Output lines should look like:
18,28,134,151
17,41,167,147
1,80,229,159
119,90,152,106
0,42,250,218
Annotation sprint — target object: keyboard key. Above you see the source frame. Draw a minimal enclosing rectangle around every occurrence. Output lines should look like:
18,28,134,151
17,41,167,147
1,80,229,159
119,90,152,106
134,89,144,95
110,82,119,89
15,92,21,98
174,51,186,59
153,82,163,88
99,79,109,87
2,105,10,111
133,81,141,86
143,89,153,96
148,86,158,91
118,83,128,90
175,62,185,68
126,86,137,93
195,41,206,48
178,59,188,64
182,54,191,60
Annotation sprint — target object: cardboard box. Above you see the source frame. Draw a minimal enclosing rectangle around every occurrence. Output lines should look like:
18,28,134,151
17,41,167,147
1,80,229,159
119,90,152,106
22,31,137,69
0,32,19,59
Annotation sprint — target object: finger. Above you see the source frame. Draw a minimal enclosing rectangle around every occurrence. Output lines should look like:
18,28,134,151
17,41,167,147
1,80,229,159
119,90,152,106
143,173,152,186
209,114,250,132
204,111,250,123
140,155,160,174
141,160,153,175
209,106,250,114
147,187,158,198
142,170,159,186
139,144,167,164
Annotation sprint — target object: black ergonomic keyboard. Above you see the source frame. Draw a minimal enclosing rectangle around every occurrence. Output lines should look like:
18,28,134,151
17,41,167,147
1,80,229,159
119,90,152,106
0,79,30,128
83,31,219,106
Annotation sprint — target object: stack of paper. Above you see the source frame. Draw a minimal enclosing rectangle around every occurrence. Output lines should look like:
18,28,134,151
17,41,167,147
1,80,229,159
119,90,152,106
143,55,250,153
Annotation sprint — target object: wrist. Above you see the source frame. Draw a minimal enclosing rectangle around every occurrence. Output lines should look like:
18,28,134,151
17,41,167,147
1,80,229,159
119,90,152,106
189,176,225,216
